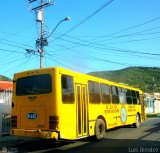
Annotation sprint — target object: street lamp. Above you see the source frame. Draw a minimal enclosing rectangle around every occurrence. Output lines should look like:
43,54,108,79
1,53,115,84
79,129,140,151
26,16,70,68
45,16,70,39
35,16,70,68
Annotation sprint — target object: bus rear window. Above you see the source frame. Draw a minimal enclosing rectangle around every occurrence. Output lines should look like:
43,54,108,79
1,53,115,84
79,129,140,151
16,74,52,96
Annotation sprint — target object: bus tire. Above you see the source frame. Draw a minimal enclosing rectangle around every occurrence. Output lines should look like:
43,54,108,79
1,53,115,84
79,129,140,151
133,114,140,128
95,119,106,140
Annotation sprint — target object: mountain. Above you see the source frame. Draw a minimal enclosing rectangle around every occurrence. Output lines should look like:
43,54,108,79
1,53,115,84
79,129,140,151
1,67,159,93
88,67,160,93
0,75,12,81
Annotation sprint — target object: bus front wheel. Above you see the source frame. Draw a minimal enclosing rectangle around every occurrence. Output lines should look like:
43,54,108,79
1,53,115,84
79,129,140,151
95,119,106,140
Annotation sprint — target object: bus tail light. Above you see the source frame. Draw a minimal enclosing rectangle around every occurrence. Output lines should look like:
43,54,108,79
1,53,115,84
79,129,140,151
11,116,17,128
49,116,59,129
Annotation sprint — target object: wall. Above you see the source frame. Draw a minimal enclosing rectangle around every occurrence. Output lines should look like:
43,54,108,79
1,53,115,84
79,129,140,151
0,103,3,137
0,89,12,136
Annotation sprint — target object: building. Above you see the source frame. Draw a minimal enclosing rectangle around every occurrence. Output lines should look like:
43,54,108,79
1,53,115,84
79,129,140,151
154,93,160,113
145,93,160,114
0,81,13,136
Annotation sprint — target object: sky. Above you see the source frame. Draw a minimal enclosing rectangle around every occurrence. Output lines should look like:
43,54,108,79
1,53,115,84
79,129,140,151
0,0,160,79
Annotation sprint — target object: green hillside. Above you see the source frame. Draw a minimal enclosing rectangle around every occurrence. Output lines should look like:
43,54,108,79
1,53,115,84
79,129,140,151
0,75,12,81
88,67,160,93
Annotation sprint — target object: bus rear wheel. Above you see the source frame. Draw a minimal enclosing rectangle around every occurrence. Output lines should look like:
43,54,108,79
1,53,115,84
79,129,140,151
133,114,140,128
95,119,106,140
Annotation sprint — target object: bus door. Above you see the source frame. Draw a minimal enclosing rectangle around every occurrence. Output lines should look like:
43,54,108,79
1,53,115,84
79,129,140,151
140,94,146,121
76,84,88,138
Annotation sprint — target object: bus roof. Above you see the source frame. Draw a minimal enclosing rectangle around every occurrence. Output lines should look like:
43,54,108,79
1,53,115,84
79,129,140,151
14,66,143,92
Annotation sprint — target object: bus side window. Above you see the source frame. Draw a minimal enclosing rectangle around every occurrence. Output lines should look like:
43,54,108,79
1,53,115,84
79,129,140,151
61,75,74,103
100,83,111,104
111,86,119,104
136,91,140,104
131,90,137,104
118,88,126,104
126,89,132,104
88,81,100,103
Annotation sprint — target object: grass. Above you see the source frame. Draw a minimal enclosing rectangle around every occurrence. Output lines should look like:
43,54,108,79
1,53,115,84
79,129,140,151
146,113,160,118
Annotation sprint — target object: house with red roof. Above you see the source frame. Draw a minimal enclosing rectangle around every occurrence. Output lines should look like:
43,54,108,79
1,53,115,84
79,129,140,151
0,81,13,91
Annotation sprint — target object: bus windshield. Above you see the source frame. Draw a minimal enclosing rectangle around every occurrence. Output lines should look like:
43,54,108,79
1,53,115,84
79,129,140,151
16,74,52,96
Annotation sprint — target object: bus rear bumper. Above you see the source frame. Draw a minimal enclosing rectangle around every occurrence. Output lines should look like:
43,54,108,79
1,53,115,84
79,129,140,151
11,129,59,139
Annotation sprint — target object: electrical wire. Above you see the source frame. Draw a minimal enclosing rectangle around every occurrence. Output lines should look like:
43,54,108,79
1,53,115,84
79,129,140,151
102,36,160,45
45,53,98,72
47,44,160,61
46,45,152,68
0,48,25,54
92,30,160,43
0,37,33,49
54,26,160,38
54,37,160,57
45,50,160,86
50,0,114,42
91,16,160,40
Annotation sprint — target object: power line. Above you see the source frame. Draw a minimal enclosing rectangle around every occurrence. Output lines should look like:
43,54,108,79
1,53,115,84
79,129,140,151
46,45,150,67
105,46,160,57
65,0,114,33
0,48,25,54
56,37,160,57
95,16,160,39
48,44,160,61
45,49,160,86
46,48,160,87
103,36,160,45
0,41,26,50
50,29,160,58
45,53,98,72
0,59,21,68
51,0,114,41
51,15,160,44
92,29,160,43
0,37,33,49
0,23,35,41
86,15,160,44
54,26,160,38
0,58,31,75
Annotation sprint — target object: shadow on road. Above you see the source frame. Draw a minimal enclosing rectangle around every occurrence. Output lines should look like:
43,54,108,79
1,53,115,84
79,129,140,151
1,118,160,153
2,137,160,153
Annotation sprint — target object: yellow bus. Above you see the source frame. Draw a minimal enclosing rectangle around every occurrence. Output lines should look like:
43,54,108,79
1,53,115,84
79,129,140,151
11,67,146,140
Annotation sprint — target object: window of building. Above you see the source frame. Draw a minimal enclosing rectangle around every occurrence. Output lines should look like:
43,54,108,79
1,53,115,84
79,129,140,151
61,75,74,103
88,81,100,103
100,83,111,104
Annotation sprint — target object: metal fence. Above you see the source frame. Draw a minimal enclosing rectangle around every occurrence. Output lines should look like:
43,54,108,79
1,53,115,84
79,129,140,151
0,88,12,136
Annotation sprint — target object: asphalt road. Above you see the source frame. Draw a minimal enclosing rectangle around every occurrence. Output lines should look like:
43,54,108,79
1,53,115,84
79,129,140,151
1,118,160,153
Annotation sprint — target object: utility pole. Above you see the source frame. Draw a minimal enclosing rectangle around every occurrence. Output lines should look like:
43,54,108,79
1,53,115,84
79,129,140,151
27,0,70,68
28,0,53,68
40,0,44,68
